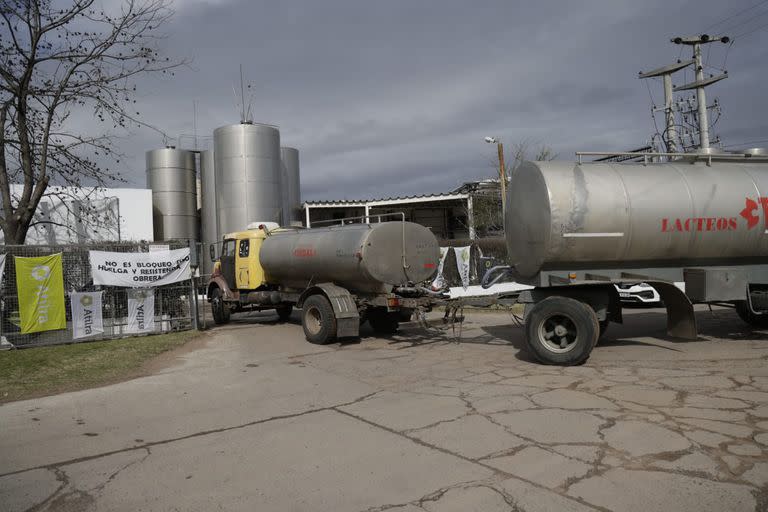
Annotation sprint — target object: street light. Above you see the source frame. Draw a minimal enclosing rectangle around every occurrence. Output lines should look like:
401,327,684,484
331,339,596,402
485,136,507,211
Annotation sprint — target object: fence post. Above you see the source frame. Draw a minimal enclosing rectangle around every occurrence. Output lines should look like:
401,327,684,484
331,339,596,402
190,276,200,330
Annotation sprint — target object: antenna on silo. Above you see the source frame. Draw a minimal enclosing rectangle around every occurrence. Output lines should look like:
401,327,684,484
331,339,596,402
239,64,246,123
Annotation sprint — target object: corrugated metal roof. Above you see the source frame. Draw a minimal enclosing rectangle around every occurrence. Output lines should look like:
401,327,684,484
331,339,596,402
304,191,468,207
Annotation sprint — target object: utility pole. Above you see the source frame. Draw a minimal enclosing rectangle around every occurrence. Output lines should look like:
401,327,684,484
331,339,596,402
671,35,729,151
484,137,507,212
497,142,507,211
639,59,694,153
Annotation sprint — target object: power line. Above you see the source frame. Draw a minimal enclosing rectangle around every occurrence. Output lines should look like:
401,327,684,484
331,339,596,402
703,0,768,32
718,9,768,36
733,18,768,38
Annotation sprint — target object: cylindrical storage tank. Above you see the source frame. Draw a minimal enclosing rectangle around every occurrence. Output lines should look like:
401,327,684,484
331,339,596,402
260,222,440,293
214,123,282,235
199,150,217,275
280,147,301,225
146,148,198,241
505,160,768,278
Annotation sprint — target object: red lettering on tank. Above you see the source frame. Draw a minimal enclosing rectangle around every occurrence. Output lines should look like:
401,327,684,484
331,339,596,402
293,247,316,257
740,198,760,229
662,197,768,232
423,263,436,269
761,197,768,229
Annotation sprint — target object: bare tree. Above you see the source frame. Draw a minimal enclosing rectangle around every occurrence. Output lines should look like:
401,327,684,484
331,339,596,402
462,139,557,238
0,0,182,244
494,138,557,180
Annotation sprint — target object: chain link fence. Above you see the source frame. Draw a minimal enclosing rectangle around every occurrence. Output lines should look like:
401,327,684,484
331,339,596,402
1,241,204,349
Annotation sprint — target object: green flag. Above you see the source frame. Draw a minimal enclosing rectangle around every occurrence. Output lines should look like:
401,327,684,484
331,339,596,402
15,253,66,334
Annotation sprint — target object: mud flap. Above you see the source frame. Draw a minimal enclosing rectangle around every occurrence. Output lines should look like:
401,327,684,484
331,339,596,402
646,280,697,340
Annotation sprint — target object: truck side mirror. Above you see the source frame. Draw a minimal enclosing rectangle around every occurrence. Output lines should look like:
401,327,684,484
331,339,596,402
209,244,216,262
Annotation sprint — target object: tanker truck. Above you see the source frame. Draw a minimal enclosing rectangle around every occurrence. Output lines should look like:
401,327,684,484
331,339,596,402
483,149,768,366
206,217,441,344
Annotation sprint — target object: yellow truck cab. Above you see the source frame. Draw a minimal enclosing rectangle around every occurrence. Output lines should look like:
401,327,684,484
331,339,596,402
207,222,292,324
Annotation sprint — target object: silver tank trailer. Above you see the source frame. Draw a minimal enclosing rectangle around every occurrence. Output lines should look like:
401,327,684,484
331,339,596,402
214,123,282,235
146,148,198,241
259,222,440,293
506,159,768,278
280,147,301,225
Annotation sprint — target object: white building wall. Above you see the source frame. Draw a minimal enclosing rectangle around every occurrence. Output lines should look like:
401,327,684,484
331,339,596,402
2,185,154,245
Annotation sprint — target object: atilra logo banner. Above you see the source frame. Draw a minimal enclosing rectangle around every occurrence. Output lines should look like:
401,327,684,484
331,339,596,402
71,291,104,340
127,288,155,334
14,253,66,334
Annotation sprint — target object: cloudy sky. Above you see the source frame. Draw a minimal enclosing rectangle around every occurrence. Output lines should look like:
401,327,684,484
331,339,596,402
109,0,768,200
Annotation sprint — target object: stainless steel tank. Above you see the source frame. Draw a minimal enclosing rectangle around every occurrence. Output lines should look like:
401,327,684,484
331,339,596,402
146,148,198,241
260,222,440,293
280,147,301,225
506,159,768,278
214,123,282,234
199,150,217,275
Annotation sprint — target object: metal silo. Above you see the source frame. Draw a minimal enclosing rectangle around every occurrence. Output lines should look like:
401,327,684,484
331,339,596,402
199,149,217,275
146,148,198,241
213,123,282,235
280,147,301,225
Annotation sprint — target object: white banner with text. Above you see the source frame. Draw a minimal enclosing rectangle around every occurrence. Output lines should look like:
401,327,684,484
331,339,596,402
89,248,191,287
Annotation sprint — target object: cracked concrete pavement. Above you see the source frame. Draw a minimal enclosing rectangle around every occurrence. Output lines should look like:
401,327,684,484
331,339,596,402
1,306,767,511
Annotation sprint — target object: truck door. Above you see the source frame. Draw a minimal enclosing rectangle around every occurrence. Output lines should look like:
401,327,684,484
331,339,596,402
236,239,251,289
220,238,237,290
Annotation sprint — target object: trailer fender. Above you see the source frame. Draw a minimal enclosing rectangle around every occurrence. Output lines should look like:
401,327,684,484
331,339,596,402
518,284,622,324
643,280,697,340
298,283,360,338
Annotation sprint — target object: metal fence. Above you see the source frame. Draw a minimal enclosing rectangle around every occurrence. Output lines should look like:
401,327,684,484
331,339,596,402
0,242,203,349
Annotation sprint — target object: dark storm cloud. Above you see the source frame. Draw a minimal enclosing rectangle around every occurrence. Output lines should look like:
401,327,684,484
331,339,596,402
104,0,768,199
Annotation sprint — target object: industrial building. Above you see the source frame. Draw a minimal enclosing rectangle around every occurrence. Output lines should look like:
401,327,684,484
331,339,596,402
302,179,503,240
0,185,153,245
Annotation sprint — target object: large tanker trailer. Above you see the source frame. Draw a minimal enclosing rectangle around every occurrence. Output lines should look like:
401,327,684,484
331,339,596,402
485,151,768,365
207,219,441,344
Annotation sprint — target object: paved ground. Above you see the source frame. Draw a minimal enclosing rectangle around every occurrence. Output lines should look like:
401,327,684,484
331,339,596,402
1,306,768,511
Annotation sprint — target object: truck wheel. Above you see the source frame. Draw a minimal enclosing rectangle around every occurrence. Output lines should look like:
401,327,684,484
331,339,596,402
398,307,414,322
276,305,293,322
598,320,609,340
525,297,599,366
211,287,230,325
735,301,768,328
302,295,337,345
369,309,400,335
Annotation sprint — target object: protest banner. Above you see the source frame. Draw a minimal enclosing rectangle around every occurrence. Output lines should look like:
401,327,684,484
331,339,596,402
89,248,191,287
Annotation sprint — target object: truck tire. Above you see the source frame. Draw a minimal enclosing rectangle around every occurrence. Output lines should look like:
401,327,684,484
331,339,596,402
211,287,230,325
368,309,400,335
735,301,768,328
598,319,609,341
276,305,293,322
524,297,599,366
302,295,337,345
